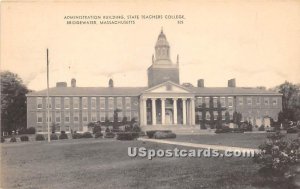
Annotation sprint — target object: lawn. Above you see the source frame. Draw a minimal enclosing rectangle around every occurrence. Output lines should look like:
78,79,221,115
0,135,296,189
172,133,299,148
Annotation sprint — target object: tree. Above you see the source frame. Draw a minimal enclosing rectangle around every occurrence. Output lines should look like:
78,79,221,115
1,71,30,135
277,81,298,112
225,111,230,124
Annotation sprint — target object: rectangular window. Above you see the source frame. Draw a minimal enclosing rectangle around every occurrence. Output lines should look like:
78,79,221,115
229,111,233,120
214,111,218,120
133,111,139,121
117,97,123,110
46,97,52,109
197,111,202,120
65,111,70,123
108,97,114,110
73,112,79,122
125,111,131,121
64,97,70,109
238,97,243,105
55,112,61,123
264,98,269,106
118,112,123,122
73,97,79,109
256,97,261,105
108,111,114,121
247,97,252,105
228,97,233,107
125,97,131,110
213,97,218,108
82,111,88,122
37,112,43,123
220,97,225,107
196,97,203,107
272,98,278,106
46,113,52,123
100,97,106,110
91,97,96,109
222,111,225,120
100,112,106,122
82,97,88,109
37,97,43,109
55,97,61,109
91,112,97,122
205,97,210,107
206,113,211,120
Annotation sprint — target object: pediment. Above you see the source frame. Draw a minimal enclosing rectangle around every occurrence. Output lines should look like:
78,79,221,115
143,81,191,94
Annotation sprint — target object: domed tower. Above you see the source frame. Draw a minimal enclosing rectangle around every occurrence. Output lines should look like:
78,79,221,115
147,29,180,87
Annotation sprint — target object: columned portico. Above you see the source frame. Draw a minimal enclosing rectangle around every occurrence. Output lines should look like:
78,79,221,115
161,98,166,125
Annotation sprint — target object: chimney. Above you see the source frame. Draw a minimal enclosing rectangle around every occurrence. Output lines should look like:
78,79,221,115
197,79,204,87
228,78,236,87
56,82,67,87
109,78,114,87
71,78,76,87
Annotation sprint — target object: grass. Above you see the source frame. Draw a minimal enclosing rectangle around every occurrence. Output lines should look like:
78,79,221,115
172,133,299,148
1,134,297,189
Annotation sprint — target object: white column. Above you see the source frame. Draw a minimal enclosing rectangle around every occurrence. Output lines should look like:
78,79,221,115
182,98,187,125
151,98,156,125
191,98,195,125
173,98,178,125
143,98,147,126
161,98,166,125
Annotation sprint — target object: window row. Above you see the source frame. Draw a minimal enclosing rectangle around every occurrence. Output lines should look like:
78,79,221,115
196,97,233,108
36,111,138,123
196,111,233,120
36,97,132,110
238,97,278,106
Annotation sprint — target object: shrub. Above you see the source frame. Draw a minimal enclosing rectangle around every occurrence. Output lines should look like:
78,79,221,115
27,127,36,134
61,131,66,134
72,133,82,139
50,133,58,140
258,125,265,131
153,131,176,139
287,127,298,134
254,132,300,186
82,132,93,138
116,132,136,140
35,134,45,141
20,135,29,142
10,136,17,142
93,126,101,134
1,136,5,143
215,126,231,133
104,132,115,138
59,133,68,140
94,132,103,138
146,130,171,138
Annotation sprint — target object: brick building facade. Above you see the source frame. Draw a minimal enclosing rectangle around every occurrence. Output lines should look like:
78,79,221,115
26,29,282,133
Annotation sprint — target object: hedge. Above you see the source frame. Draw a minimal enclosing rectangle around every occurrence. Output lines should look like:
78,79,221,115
104,132,115,138
72,133,82,139
146,130,172,138
153,131,176,139
82,132,93,138
20,135,29,142
50,133,58,140
95,132,103,138
35,134,45,141
1,137,5,143
116,132,138,140
59,133,68,140
10,136,17,142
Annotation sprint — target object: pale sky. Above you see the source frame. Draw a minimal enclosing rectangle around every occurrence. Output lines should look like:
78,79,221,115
1,0,300,91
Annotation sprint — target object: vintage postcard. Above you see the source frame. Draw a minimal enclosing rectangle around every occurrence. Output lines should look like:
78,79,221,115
1,0,299,189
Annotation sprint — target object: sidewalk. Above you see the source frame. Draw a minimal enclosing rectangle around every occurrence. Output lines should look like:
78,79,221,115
138,137,260,153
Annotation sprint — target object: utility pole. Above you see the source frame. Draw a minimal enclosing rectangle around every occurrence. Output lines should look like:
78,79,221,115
46,49,50,142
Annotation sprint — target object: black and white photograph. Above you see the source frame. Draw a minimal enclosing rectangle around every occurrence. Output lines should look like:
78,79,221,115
1,0,299,188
